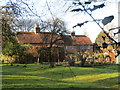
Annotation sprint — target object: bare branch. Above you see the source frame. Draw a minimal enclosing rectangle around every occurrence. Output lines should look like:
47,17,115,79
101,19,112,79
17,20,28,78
46,1,55,20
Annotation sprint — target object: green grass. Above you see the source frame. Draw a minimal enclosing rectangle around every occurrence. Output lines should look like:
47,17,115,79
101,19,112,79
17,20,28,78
2,64,120,88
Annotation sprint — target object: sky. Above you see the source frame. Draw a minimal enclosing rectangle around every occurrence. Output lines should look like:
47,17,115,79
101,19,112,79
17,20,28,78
63,1,119,43
0,0,120,43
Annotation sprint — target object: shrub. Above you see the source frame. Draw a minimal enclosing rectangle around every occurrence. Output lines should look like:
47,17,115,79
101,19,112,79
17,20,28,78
0,54,16,63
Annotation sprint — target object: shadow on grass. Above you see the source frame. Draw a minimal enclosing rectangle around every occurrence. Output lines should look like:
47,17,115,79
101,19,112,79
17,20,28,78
2,76,119,88
92,76,119,88
2,64,119,88
2,64,119,80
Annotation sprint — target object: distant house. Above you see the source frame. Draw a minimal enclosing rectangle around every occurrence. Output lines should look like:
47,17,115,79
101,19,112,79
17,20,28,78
16,24,93,62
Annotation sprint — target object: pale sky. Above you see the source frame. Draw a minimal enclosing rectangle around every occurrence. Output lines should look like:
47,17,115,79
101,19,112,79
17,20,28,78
0,0,119,43
63,1,118,43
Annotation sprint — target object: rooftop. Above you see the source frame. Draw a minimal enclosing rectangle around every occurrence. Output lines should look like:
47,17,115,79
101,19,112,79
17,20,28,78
16,32,93,45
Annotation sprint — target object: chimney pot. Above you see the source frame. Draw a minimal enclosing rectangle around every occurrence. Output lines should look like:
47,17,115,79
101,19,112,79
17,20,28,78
71,30,75,36
34,24,40,34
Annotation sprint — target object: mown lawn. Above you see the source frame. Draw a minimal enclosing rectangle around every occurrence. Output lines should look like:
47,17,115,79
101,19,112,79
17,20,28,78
2,64,120,89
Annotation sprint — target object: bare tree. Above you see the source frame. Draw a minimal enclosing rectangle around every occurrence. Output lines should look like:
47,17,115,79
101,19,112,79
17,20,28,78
14,19,38,32
40,18,68,67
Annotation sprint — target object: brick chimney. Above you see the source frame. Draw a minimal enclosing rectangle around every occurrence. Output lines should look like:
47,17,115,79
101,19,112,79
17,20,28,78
71,30,75,36
34,24,40,34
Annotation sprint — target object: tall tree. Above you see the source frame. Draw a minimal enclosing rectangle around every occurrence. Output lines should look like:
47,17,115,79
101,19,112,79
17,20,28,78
1,6,25,65
40,18,68,67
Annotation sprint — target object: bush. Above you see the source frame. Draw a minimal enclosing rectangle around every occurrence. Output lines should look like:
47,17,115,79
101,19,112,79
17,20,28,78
0,54,16,63
18,54,36,64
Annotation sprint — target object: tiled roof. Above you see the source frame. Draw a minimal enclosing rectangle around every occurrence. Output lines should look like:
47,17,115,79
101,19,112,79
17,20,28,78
16,32,93,45
72,35,93,45
16,32,63,44
63,35,93,45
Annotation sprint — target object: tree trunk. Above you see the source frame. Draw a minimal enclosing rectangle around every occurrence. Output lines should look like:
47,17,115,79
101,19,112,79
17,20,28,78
49,47,56,68
81,58,86,67
10,56,13,66
50,62,56,68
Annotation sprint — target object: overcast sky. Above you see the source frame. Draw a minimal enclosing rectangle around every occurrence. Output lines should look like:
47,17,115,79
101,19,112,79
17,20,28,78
0,0,120,42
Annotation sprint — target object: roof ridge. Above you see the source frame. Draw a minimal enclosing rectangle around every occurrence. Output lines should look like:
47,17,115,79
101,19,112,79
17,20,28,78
74,35,86,37
17,32,34,34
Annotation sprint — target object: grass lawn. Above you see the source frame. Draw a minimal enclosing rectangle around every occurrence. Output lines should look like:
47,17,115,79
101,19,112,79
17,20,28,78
2,63,120,89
